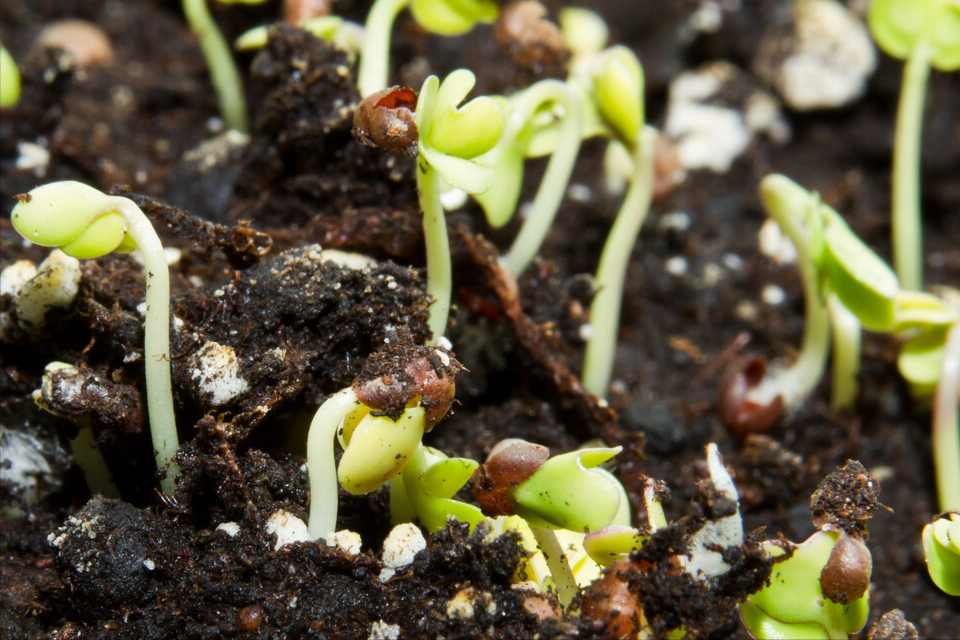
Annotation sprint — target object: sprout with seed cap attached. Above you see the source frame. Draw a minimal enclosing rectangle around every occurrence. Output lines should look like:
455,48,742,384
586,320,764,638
305,347,462,540
10,181,178,493
868,0,960,291
474,439,625,606
353,69,504,342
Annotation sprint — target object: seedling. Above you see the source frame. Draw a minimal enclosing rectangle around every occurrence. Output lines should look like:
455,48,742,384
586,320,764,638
471,79,582,276
394,445,484,532
356,0,498,97
10,181,178,493
304,347,460,540
922,512,960,595
868,0,960,291
740,527,872,639
353,70,504,342
0,44,20,108
474,439,624,606
182,0,265,132
578,46,658,398
931,310,960,511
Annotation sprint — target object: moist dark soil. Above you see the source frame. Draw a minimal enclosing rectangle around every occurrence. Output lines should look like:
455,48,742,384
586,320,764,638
1,1,959,639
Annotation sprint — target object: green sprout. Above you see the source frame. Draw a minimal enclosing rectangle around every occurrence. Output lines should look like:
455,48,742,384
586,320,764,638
922,512,960,595
357,0,498,97
471,79,583,276
577,46,658,398
353,70,504,342
740,528,872,640
304,348,461,540
931,309,960,511
868,0,960,291
10,181,178,493
394,445,484,532
473,439,625,606
182,0,266,132
0,44,21,108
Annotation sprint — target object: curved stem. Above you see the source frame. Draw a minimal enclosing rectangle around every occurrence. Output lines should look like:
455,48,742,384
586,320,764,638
827,293,861,411
504,81,583,276
529,525,578,607
112,197,178,494
933,320,960,511
417,161,452,344
306,387,360,540
581,126,656,398
751,182,831,411
182,0,249,132
892,43,932,292
357,0,410,97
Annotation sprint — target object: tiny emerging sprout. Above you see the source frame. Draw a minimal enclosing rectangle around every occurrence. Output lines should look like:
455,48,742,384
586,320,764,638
11,181,178,493
868,0,960,291
0,44,21,108
922,512,960,596
305,346,462,540
357,0,498,97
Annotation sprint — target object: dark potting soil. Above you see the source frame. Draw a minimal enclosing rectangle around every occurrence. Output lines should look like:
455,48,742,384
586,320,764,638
1,1,959,638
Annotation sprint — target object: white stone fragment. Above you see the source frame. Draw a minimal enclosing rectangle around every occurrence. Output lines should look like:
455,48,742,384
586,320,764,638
142,558,155,570
664,65,751,173
319,249,378,271
0,428,57,504
0,260,38,297
368,620,401,640
326,530,362,556
216,522,241,537
14,249,82,334
755,0,876,110
762,284,787,306
380,523,426,581
265,510,310,550
15,141,51,177
665,256,688,276
189,341,249,407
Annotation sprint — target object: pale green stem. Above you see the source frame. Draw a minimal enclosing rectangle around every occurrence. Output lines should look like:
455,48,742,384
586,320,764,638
529,524,578,607
357,0,410,97
582,126,656,398
417,161,452,344
69,426,120,499
182,0,249,132
827,293,861,411
111,196,179,494
933,320,960,511
892,43,933,292
750,190,831,411
503,81,583,276
306,387,360,540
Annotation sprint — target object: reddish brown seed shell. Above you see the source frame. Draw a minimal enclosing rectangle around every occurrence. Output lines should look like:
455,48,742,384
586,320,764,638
494,1,568,76
716,356,784,439
580,558,644,640
473,439,549,516
353,347,462,431
820,533,872,604
283,0,331,24
352,87,419,158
